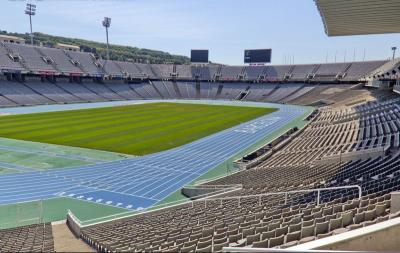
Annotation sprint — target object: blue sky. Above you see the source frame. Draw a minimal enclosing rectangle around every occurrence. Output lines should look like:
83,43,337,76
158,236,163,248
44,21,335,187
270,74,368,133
0,0,399,65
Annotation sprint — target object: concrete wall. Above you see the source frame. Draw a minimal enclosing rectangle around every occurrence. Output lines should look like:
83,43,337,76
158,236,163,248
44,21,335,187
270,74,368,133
314,146,388,165
289,217,400,251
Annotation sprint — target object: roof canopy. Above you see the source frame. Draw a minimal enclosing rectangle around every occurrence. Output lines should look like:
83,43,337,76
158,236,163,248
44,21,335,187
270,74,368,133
315,0,400,36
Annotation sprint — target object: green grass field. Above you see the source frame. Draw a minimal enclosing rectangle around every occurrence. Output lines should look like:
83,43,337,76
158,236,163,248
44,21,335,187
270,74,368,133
0,103,276,156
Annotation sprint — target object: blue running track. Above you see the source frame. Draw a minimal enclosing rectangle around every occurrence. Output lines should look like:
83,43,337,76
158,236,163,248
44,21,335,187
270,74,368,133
0,100,310,210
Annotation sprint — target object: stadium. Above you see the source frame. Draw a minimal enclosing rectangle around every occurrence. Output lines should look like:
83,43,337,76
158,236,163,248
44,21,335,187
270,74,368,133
1,0,400,252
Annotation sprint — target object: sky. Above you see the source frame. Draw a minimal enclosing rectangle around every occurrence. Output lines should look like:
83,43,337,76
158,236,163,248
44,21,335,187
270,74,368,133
0,0,399,65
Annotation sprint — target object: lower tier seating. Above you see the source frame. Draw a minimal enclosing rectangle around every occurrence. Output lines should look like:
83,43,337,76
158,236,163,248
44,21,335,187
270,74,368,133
80,147,400,252
0,223,54,252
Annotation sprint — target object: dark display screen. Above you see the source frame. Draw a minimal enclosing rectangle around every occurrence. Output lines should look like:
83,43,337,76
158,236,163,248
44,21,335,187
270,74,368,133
244,49,272,63
191,50,209,63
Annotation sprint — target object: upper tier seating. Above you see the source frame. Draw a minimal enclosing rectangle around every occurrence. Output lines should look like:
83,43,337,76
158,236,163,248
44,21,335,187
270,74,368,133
368,59,400,79
0,43,29,71
0,42,389,83
99,60,123,76
343,61,387,81
220,66,244,80
151,64,173,79
37,47,83,74
135,63,157,79
244,66,265,81
290,64,318,81
265,65,291,81
314,63,349,79
66,51,104,76
175,65,192,79
115,61,144,78
207,65,220,80
191,66,212,80
5,43,56,72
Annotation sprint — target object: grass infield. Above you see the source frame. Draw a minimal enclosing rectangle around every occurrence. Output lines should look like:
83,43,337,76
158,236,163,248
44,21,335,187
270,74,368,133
0,103,276,156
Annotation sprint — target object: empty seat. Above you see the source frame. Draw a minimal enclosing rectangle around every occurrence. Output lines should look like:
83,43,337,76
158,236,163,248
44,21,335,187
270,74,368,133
269,235,285,248
315,221,329,235
275,226,288,237
341,211,354,227
261,230,275,241
329,217,343,231
246,233,260,246
197,239,212,249
301,224,315,239
196,245,212,252
285,231,301,243
252,238,269,248
288,222,302,233
181,244,196,252
213,242,228,252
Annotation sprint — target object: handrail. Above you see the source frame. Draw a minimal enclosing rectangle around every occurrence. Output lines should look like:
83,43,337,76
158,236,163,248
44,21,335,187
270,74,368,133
77,184,242,227
66,209,83,237
67,209,82,225
198,185,362,207
76,185,360,228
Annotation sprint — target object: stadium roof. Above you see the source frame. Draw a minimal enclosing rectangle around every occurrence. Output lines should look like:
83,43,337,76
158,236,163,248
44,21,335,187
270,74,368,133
315,0,400,36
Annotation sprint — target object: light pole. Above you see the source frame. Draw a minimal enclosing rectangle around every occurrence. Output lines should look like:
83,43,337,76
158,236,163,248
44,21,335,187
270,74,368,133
25,3,36,45
102,17,111,60
392,47,397,60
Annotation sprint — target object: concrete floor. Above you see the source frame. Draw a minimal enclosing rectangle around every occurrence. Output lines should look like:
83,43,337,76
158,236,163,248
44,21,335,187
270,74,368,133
52,223,95,252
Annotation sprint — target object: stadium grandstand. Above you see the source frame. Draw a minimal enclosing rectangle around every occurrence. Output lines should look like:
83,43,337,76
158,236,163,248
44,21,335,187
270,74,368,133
0,0,400,252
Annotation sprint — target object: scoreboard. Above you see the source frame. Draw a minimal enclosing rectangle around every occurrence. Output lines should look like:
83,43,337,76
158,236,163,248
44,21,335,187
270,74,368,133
191,50,209,63
244,49,272,64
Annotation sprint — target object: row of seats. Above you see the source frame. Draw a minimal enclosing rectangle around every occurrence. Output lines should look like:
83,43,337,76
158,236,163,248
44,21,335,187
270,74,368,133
262,98,400,167
0,42,387,81
0,80,360,108
80,181,400,252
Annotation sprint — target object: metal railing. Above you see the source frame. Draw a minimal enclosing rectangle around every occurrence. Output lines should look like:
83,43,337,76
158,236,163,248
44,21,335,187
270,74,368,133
69,184,361,232
195,185,362,207
67,209,82,238
72,184,243,228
